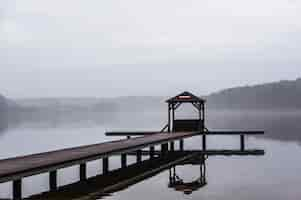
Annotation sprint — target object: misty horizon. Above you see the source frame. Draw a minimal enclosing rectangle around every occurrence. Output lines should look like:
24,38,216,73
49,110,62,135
2,77,301,100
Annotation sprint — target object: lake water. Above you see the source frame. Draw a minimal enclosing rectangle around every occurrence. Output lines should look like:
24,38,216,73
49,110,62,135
0,110,300,199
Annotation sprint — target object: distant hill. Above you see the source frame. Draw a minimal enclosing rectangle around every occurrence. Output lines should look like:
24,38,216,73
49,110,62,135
0,94,8,113
3,78,301,128
207,78,301,110
0,94,8,129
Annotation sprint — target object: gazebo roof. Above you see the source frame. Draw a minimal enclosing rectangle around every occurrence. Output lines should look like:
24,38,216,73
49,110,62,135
166,91,206,103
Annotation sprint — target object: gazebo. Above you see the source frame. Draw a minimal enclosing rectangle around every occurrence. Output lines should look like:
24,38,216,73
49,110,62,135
166,91,206,133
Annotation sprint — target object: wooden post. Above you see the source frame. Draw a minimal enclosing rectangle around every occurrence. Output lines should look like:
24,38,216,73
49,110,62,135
136,150,142,163
240,135,245,151
80,163,86,181
172,103,175,130
121,154,127,168
202,134,206,151
199,103,202,121
170,103,175,150
49,170,57,191
103,157,109,174
161,143,168,156
170,142,175,151
202,103,205,131
150,146,155,159
13,179,22,200
168,103,171,132
179,139,184,151
161,144,165,154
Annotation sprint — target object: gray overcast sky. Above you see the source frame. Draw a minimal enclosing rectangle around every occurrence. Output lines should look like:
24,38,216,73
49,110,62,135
0,0,301,98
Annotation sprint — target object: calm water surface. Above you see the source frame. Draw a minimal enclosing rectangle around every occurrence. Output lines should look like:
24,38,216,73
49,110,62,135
0,111,300,199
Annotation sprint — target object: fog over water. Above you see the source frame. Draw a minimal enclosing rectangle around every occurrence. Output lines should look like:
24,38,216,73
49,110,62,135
0,109,300,199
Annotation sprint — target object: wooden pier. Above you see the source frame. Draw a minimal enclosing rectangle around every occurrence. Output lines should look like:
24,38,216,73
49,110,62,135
0,132,200,199
106,130,264,152
0,91,265,199
25,152,200,200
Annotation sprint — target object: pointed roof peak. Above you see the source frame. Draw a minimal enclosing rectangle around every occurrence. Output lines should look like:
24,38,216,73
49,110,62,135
166,91,205,103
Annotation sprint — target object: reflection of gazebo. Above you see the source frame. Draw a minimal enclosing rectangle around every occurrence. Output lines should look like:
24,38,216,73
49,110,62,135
168,177,207,195
168,156,207,195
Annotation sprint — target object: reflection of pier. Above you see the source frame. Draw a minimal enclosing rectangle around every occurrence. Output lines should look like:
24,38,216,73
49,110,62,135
27,152,201,200
0,92,264,200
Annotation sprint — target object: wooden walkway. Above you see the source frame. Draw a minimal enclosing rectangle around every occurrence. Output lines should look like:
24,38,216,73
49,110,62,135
127,149,265,156
26,152,199,200
0,132,199,183
106,130,264,136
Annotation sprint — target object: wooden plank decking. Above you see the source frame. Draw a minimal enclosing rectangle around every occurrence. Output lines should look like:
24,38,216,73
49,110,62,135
127,149,265,156
106,130,264,136
0,132,199,183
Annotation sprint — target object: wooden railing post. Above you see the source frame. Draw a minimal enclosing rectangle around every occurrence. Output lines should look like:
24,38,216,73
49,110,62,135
202,134,207,151
137,150,142,163
80,163,87,181
150,146,155,159
49,170,57,191
121,154,127,168
179,139,184,151
13,179,22,200
170,142,175,151
240,135,245,151
161,143,168,156
103,157,109,174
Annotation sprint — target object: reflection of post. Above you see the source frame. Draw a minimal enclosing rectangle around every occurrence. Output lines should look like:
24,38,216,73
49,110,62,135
200,155,206,184
168,166,179,188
